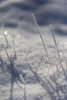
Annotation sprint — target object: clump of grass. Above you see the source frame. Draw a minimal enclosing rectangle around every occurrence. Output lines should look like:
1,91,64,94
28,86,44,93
32,13,67,82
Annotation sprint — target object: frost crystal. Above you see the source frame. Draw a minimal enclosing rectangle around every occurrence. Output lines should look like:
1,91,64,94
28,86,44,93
4,31,7,35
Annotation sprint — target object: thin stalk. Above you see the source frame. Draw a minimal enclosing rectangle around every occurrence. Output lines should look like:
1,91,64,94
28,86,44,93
32,13,54,75
49,25,67,81
52,50,60,71
12,39,17,60
4,46,10,62
4,46,14,69
36,54,43,73
4,33,9,48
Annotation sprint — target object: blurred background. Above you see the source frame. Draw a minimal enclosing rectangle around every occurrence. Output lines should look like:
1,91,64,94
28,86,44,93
0,0,67,35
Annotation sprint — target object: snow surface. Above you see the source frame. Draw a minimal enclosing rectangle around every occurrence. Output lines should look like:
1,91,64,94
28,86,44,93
0,0,67,100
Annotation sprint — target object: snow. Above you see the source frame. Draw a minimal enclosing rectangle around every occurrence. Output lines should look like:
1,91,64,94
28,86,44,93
0,0,67,100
